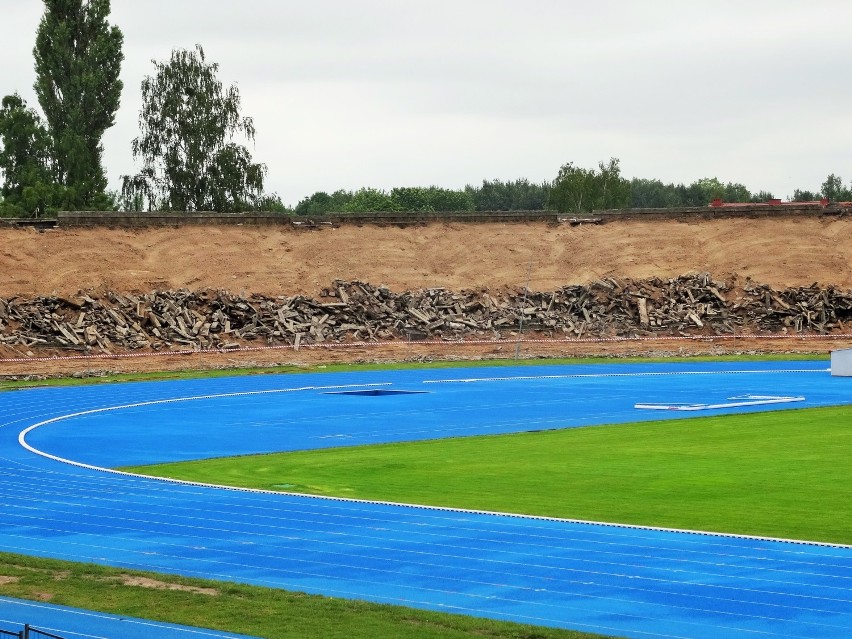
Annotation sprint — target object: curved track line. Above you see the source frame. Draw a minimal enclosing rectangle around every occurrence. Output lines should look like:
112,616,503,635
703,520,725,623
16,373,852,551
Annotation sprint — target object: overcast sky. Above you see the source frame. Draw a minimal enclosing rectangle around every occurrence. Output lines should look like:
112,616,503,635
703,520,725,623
3,0,852,205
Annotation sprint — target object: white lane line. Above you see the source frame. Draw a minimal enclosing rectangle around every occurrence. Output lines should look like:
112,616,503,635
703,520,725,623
14,371,852,552
0,596,252,638
6,503,852,595
2,531,848,637
636,395,806,411
423,368,828,384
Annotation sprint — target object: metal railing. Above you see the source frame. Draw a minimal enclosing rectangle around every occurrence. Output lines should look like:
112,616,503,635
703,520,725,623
0,626,67,639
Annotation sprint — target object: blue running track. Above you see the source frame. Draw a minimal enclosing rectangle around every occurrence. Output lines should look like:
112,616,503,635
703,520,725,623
1,360,851,638
0,595,259,639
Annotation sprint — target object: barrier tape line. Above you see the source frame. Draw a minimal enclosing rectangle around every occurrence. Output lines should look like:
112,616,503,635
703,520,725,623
2,332,851,364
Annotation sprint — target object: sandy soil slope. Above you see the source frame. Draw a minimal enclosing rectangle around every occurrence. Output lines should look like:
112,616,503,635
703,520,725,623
2,216,850,298
2,216,850,375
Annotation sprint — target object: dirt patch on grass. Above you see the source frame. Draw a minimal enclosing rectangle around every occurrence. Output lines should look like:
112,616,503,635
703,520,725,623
117,574,219,596
0,575,20,585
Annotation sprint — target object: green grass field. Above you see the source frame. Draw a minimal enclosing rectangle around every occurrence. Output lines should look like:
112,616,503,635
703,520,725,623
125,405,852,545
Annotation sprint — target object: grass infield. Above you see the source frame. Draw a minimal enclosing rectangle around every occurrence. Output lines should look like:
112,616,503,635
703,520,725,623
125,405,852,545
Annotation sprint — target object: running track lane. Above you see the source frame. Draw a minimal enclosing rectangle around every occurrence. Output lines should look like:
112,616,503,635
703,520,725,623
0,361,851,639
0,595,260,639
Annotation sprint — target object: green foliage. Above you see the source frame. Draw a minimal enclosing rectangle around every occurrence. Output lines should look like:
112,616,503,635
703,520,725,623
791,188,818,202
820,173,852,202
548,158,630,213
295,186,473,214
294,190,353,215
289,169,852,216
628,178,681,208
255,192,291,214
391,185,473,212
630,176,772,208
390,186,431,211
33,0,123,209
677,177,754,206
0,93,65,217
420,185,474,211
122,45,268,212
342,187,399,212
467,178,551,210
750,189,775,203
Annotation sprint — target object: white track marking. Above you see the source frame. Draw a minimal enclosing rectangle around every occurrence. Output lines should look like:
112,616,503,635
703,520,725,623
15,385,852,550
0,596,250,638
423,368,828,384
635,395,806,411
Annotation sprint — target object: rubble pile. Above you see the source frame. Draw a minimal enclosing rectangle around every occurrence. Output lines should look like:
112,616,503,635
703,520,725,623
1,274,850,353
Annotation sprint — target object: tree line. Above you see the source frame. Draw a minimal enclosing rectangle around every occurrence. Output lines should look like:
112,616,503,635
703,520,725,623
294,165,851,215
2,2,851,218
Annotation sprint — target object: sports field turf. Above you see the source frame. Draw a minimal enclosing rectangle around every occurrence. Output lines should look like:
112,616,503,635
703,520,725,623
125,404,852,544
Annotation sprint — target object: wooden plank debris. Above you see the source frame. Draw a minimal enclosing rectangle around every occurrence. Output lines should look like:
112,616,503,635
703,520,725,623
1,274,850,353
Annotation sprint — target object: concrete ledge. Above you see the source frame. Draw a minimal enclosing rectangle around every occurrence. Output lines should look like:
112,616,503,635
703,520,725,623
54,205,852,228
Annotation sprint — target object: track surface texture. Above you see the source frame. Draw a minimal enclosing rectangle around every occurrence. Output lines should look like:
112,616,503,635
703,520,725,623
0,595,259,639
1,361,851,638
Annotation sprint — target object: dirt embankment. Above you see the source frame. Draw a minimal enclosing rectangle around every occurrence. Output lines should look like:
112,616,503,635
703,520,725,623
2,216,851,298
1,216,850,376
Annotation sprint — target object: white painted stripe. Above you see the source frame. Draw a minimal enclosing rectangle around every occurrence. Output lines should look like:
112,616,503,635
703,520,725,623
0,596,249,638
14,385,852,551
423,368,828,384
635,396,806,411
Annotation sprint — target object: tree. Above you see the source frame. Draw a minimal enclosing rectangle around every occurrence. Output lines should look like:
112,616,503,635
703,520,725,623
342,188,398,213
548,158,629,213
294,190,353,215
467,179,550,211
34,0,124,209
420,186,474,211
820,173,852,202
750,190,775,203
629,178,680,208
390,187,431,212
791,188,818,202
123,45,267,212
0,93,60,217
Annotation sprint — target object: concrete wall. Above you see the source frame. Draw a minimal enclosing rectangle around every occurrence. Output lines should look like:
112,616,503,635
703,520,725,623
56,210,561,227
56,204,851,228
831,348,852,376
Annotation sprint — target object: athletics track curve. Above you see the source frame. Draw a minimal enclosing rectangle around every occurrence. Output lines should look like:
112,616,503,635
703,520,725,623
1,361,852,639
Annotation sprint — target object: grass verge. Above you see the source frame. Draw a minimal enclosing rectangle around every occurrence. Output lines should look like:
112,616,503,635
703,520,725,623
0,552,609,639
0,351,828,391
125,405,852,545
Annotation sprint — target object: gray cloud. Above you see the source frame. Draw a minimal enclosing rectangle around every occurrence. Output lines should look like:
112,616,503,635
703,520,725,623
2,0,852,204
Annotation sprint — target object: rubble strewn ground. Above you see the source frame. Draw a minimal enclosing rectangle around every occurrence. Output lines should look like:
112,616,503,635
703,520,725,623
2,218,850,378
1,275,850,355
